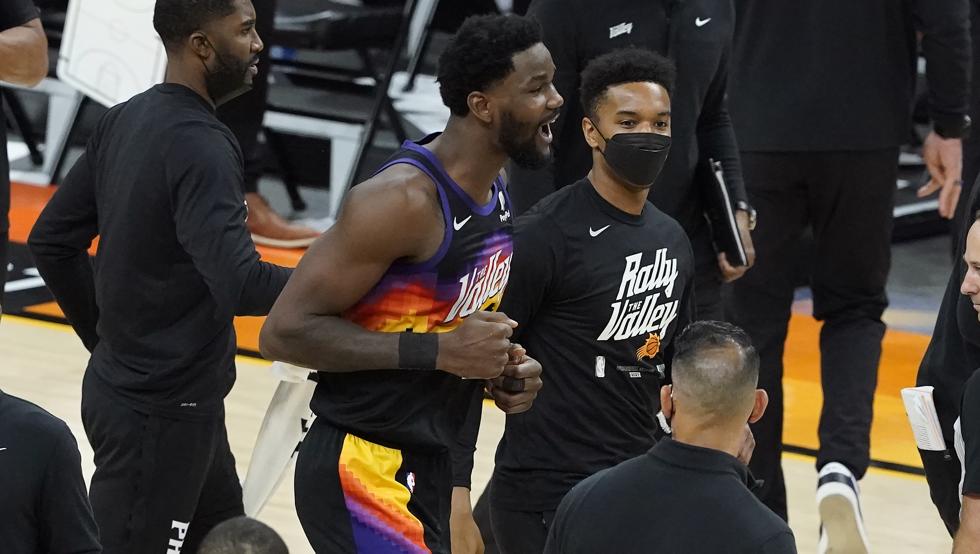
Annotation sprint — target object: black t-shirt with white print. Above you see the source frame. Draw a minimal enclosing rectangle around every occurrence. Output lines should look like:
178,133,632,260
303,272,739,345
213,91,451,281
491,178,694,512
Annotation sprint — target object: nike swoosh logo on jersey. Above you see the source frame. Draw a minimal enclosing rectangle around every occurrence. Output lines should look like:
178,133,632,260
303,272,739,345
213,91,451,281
589,225,611,237
695,17,711,27
453,215,473,231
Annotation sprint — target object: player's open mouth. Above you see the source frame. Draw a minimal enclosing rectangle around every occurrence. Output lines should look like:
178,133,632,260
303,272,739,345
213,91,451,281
538,113,559,143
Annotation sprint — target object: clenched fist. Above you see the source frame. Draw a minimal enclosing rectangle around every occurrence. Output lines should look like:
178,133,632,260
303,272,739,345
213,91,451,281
487,343,543,414
438,311,517,379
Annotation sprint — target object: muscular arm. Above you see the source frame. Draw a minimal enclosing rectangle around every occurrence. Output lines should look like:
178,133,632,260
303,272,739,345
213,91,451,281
0,17,48,86
260,169,440,370
260,168,515,377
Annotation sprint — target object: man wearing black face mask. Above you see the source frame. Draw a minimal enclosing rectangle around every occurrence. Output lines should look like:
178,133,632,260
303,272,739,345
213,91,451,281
508,0,754,323
450,49,697,554
27,1,291,552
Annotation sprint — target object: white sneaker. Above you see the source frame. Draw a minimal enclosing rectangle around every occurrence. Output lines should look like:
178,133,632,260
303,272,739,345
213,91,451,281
816,462,870,554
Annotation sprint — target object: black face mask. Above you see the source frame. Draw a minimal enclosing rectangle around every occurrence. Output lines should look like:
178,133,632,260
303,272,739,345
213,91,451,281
202,38,252,107
593,124,672,188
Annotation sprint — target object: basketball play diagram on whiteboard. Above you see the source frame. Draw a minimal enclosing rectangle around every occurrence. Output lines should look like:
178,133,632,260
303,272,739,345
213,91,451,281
58,0,167,107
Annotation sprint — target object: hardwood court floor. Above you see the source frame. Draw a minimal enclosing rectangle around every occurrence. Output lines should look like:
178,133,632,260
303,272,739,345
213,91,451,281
0,315,952,553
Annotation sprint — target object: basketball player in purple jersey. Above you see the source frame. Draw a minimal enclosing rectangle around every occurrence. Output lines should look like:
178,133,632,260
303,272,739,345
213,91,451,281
259,14,562,554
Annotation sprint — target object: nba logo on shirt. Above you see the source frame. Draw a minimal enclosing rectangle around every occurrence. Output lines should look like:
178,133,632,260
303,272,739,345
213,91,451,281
407,472,416,493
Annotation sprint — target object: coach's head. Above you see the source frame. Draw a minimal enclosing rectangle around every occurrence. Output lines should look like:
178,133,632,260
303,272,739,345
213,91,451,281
661,320,767,462
153,0,263,106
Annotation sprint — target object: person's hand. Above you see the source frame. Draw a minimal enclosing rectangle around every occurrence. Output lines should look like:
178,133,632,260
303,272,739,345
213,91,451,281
919,131,963,219
438,311,517,379
487,343,543,414
736,424,756,465
717,210,756,282
450,487,485,554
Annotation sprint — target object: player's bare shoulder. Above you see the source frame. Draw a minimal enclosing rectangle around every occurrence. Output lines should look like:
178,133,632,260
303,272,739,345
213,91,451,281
336,162,445,264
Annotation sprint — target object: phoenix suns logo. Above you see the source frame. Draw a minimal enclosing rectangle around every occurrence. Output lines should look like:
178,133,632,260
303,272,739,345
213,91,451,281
635,333,661,361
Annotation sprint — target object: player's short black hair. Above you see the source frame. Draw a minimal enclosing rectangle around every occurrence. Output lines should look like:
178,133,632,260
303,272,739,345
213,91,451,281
197,517,288,554
153,0,238,51
579,48,676,119
437,14,543,117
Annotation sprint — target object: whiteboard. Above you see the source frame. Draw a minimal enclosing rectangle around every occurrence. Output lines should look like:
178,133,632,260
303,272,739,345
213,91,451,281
57,0,167,107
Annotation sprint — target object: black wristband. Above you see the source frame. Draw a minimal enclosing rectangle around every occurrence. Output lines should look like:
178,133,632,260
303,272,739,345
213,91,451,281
398,332,439,370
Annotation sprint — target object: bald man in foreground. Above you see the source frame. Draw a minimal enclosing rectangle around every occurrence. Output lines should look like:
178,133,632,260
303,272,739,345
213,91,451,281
543,320,796,554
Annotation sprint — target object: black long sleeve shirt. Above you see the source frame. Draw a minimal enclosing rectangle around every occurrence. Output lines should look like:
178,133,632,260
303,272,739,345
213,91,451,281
729,0,971,151
28,84,291,419
509,0,747,249
0,390,102,554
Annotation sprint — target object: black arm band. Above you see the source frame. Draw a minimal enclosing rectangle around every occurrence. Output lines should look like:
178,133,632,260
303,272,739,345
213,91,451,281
398,332,439,370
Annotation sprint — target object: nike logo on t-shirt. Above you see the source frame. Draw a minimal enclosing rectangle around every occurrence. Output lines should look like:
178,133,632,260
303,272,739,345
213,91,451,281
590,225,611,237
453,216,473,231
695,17,712,27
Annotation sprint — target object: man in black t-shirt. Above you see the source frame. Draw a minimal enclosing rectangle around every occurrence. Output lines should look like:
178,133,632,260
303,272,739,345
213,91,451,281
0,389,101,554
28,1,291,552
510,0,755,321
0,0,47,316
460,48,701,554
543,322,794,554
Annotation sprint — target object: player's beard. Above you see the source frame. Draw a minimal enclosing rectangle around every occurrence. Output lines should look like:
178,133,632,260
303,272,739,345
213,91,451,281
499,110,551,170
203,43,254,107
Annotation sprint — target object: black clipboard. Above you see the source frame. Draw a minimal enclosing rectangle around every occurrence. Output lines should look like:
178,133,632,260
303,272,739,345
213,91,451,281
699,157,749,267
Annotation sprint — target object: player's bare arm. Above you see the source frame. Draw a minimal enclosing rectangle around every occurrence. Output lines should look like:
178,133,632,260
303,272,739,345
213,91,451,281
260,167,515,378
